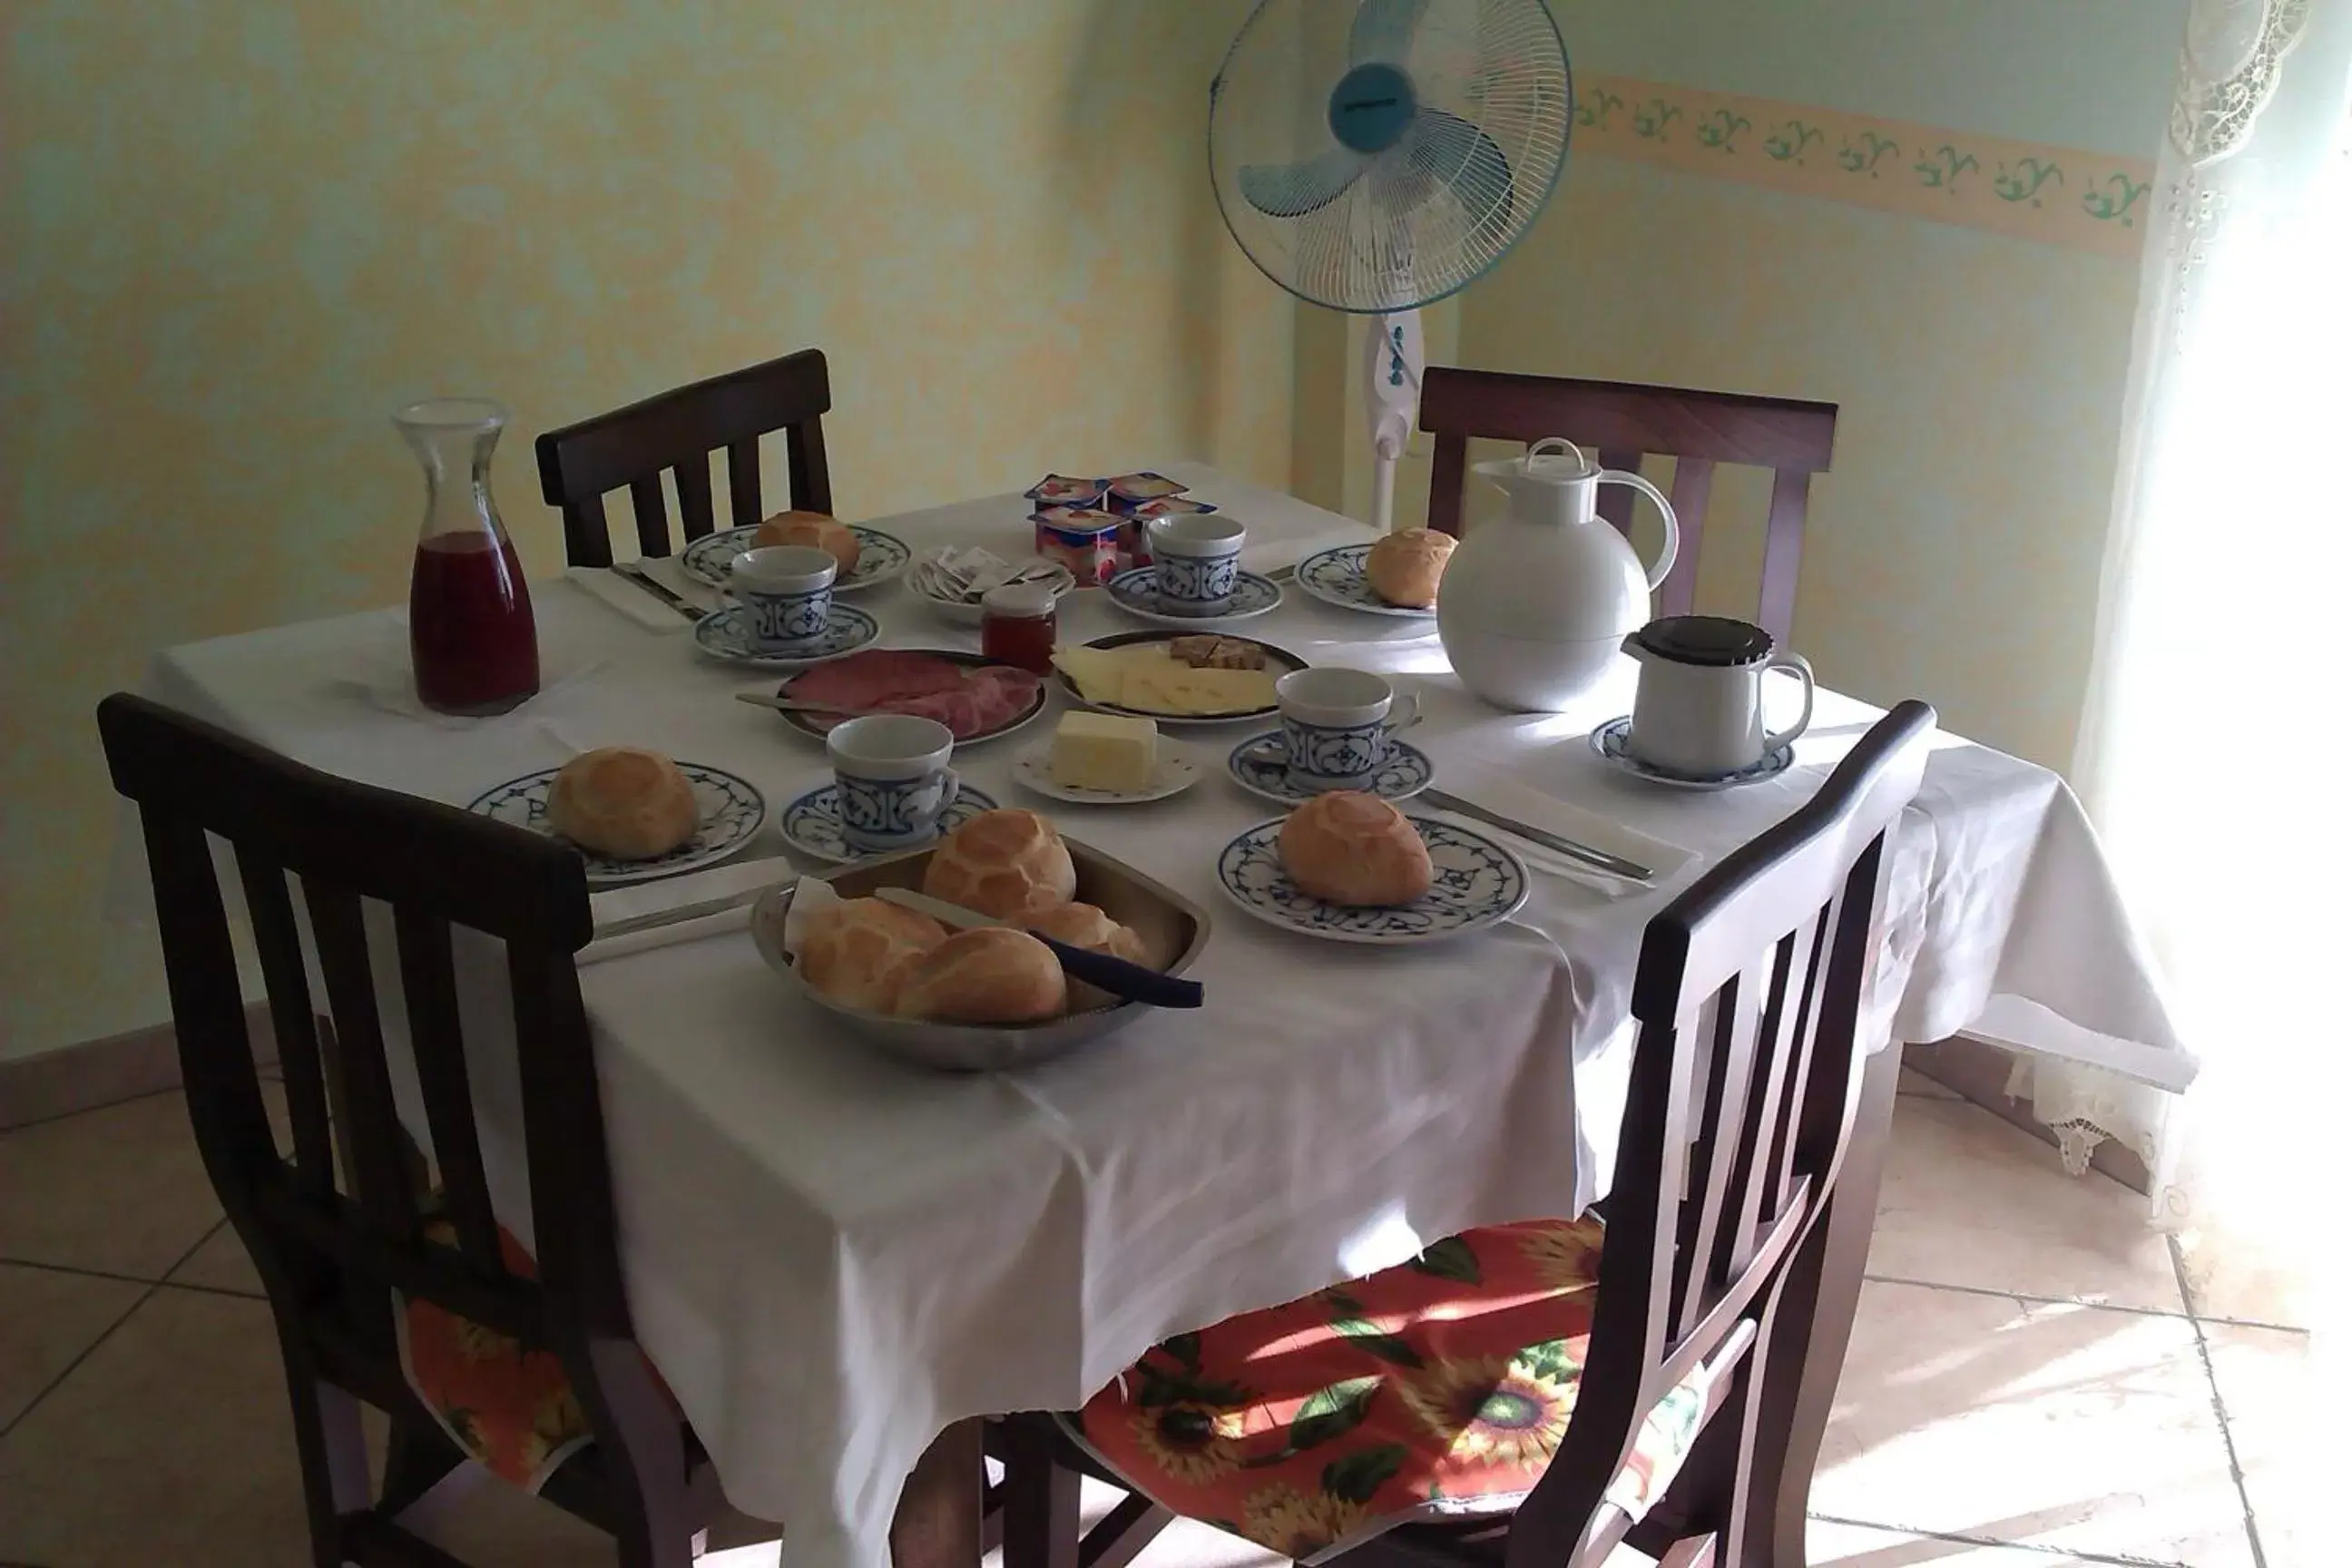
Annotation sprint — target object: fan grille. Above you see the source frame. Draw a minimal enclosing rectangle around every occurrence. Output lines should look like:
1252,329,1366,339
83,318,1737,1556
1210,0,1571,313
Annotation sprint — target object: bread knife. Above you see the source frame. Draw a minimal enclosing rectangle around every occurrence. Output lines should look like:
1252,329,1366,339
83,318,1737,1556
1417,789,1654,882
611,562,705,622
875,887,1204,1009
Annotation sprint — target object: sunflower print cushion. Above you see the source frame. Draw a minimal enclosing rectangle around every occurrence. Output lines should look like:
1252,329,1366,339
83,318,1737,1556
1077,1216,1710,1563
396,1215,675,1493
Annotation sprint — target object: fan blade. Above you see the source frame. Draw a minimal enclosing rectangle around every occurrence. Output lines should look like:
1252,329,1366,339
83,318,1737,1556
1238,148,1367,219
1349,0,1427,64
1405,107,1514,225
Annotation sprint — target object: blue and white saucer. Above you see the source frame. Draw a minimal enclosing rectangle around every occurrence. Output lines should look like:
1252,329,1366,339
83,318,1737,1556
467,761,767,889
692,603,879,669
1293,544,1437,619
1226,731,1435,806
1589,716,1794,791
1104,568,1283,628
679,524,911,592
1214,816,1529,946
778,782,998,864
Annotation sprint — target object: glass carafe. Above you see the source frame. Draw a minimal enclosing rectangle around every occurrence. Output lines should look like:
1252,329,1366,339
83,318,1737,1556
398,397,540,715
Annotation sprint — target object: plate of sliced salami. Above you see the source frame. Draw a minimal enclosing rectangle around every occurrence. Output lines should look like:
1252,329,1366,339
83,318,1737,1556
768,649,1048,746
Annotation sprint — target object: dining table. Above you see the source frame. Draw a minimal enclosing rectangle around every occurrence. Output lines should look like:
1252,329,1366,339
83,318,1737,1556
111,461,2190,1568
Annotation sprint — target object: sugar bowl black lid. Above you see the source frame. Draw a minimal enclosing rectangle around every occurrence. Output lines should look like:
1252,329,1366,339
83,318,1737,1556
1624,615,1775,667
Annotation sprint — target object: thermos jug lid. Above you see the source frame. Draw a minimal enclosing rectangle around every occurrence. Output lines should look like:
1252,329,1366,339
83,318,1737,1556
1628,615,1775,668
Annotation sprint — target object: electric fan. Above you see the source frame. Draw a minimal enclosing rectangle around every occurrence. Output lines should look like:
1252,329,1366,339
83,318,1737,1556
1210,0,1572,529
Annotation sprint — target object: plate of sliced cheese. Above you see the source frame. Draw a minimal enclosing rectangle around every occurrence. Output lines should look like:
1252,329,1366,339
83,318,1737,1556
1014,711,1202,805
1050,631,1305,726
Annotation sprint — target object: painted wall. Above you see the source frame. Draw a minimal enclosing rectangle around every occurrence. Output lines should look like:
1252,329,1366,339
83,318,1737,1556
1,1,1294,1060
1298,0,2183,773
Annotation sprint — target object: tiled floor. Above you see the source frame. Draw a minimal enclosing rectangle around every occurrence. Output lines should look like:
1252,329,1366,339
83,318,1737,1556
0,1069,2306,1567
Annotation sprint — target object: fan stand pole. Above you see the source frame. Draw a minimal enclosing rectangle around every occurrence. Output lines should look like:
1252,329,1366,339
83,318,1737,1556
1363,309,1424,534
1371,450,1399,534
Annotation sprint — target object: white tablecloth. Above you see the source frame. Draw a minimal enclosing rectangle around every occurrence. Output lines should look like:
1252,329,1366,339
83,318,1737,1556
119,463,2189,1568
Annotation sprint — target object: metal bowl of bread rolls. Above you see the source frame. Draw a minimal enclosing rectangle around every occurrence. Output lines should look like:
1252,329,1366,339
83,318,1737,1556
748,809,1210,1071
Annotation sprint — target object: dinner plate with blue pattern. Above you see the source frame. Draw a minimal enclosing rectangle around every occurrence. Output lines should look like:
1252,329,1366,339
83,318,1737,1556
678,524,911,592
1225,731,1435,806
467,762,768,888
1589,716,1794,791
1213,815,1529,946
692,603,880,669
1292,544,1437,620
1104,568,1283,628
778,782,1000,864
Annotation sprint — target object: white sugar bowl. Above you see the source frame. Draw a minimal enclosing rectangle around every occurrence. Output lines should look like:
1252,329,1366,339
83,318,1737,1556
1436,438,1680,711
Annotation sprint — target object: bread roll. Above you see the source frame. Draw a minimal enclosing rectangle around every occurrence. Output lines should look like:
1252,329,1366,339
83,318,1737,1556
1365,527,1456,609
798,897,946,1013
1279,791,1433,906
922,809,1077,922
544,748,700,859
1026,901,1145,963
892,927,1068,1024
755,510,859,574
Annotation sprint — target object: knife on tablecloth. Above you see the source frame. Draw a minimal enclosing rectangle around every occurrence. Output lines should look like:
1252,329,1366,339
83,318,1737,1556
611,562,705,622
1419,788,1655,882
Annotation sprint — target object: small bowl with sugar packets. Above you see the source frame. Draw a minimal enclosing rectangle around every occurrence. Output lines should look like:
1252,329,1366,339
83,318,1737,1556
906,546,1075,626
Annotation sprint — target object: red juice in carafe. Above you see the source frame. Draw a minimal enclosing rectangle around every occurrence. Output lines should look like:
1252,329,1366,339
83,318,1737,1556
395,397,540,715
409,533,540,713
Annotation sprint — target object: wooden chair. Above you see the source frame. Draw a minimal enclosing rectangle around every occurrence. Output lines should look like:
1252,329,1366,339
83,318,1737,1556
99,692,722,1567
537,348,835,568
999,700,1936,1568
1417,370,1838,643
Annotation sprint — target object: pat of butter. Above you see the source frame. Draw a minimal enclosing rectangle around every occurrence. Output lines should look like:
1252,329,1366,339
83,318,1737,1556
1050,710,1159,792
1120,662,1277,716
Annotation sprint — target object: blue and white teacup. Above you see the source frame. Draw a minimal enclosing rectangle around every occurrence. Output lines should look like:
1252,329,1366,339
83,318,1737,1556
731,545,837,652
1146,514,1247,615
1274,668,1420,793
826,714,960,855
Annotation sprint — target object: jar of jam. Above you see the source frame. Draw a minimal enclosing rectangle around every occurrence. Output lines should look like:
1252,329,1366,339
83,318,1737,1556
980,582,1059,673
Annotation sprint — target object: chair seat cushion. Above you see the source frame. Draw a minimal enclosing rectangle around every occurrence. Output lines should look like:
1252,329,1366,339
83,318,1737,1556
1078,1216,1710,1563
397,1217,671,1492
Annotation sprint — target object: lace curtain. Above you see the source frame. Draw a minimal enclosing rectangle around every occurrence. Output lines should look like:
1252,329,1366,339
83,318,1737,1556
2048,0,2351,1315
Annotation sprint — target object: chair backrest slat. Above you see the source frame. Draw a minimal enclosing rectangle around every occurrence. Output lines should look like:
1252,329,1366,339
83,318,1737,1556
563,497,615,569
1512,701,1932,1564
786,417,832,517
234,849,337,1198
301,877,422,1241
1717,916,1818,1280
537,348,832,566
1673,961,1764,1339
626,477,668,561
726,438,764,526
140,813,279,1201
1661,456,1717,622
1592,446,1643,535
672,453,717,542
392,906,502,1272
1417,369,1838,642
1759,466,1812,652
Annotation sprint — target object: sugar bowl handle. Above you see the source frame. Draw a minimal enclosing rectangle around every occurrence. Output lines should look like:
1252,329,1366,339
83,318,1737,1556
1760,653,1816,754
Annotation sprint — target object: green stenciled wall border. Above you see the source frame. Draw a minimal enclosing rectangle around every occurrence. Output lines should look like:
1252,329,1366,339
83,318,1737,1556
1573,76,2158,258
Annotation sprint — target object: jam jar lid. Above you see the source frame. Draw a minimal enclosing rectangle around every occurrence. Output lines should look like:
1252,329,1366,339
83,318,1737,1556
982,581,1059,619
1628,614,1775,667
